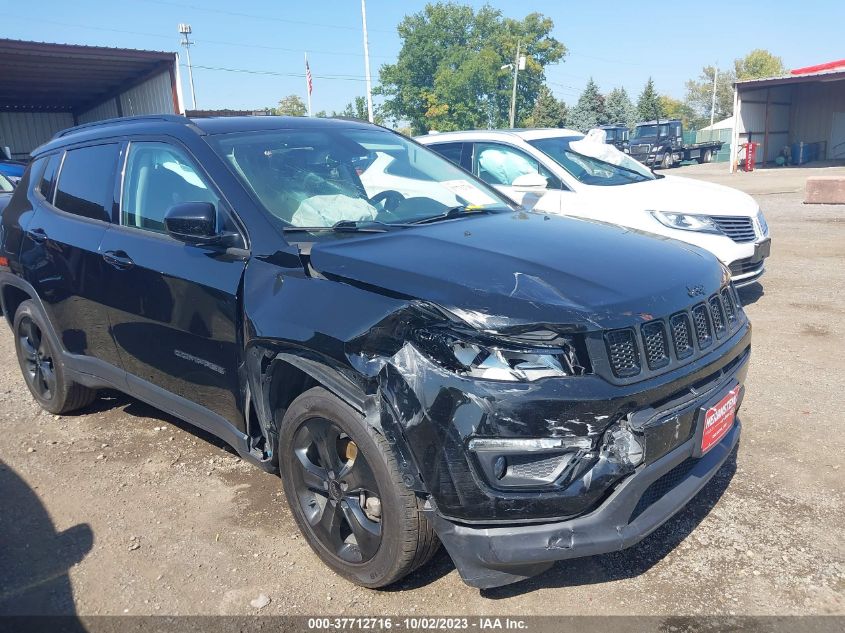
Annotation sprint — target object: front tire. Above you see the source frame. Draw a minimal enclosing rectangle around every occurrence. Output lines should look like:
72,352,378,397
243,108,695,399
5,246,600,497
278,387,439,588
13,300,96,414
661,150,674,169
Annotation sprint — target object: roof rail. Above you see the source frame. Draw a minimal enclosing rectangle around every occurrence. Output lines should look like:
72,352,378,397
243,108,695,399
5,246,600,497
54,114,189,139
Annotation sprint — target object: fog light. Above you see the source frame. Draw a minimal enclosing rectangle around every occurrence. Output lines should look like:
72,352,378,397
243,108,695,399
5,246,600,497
493,456,507,480
603,427,644,467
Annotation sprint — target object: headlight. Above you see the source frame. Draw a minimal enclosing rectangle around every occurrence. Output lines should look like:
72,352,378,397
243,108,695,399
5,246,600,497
756,210,769,236
650,211,721,234
413,327,587,381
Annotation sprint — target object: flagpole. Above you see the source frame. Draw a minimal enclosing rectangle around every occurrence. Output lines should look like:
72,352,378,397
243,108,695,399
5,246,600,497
361,0,374,123
304,52,312,117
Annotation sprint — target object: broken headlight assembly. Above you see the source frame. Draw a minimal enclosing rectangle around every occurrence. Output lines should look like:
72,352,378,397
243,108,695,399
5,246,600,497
468,425,644,490
412,327,588,382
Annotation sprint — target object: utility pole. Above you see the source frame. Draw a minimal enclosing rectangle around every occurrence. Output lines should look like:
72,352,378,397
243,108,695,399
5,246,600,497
178,24,197,109
360,0,375,123
509,39,521,128
710,64,719,126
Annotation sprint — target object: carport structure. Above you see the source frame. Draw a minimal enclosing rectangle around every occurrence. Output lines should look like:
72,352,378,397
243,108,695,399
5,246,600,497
730,60,845,171
0,39,182,160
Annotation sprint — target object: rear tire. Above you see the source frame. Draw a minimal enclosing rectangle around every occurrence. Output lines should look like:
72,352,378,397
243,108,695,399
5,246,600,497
703,149,713,163
13,300,97,414
278,387,439,588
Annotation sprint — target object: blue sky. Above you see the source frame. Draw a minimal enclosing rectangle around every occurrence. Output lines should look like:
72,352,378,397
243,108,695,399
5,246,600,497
5,0,844,115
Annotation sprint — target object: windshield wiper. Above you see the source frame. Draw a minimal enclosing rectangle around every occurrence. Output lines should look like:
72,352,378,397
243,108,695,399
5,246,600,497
282,219,391,233
409,205,502,225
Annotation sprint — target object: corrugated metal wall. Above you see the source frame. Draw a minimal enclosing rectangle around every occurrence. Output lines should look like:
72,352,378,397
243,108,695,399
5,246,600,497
119,71,173,116
736,79,845,162
77,98,120,124
736,85,795,162
0,111,74,159
790,80,845,157
1,69,175,159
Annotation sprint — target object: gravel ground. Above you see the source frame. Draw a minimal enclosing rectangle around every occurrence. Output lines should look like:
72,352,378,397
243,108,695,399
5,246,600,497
1,167,843,617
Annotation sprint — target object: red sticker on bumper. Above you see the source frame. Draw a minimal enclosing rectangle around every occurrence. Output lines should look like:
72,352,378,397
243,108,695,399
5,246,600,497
701,387,739,453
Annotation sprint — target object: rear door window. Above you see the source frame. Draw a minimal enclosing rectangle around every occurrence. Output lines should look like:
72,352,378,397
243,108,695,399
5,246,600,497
54,144,119,221
428,142,465,167
37,154,62,203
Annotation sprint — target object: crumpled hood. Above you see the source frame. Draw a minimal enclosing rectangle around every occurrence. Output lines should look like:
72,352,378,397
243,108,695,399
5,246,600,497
309,212,726,332
583,174,759,217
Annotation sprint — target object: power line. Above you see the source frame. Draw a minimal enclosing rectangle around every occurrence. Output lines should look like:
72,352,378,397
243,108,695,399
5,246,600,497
184,63,370,83
137,0,395,34
4,14,392,59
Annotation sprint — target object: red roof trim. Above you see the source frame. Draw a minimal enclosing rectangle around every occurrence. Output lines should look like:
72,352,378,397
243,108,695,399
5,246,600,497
791,59,845,75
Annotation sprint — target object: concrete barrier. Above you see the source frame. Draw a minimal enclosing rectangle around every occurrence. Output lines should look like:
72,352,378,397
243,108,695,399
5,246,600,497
805,176,845,204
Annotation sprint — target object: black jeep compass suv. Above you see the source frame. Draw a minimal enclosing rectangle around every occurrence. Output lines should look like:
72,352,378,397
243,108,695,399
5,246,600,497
0,115,749,589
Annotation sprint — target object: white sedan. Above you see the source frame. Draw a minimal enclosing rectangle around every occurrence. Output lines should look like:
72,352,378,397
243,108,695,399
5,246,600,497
415,128,771,287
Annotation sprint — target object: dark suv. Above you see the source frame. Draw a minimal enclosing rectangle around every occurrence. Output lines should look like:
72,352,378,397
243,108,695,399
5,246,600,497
0,115,749,589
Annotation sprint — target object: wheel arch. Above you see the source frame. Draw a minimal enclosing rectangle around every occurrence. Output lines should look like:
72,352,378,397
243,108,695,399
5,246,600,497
246,344,426,492
1,283,31,327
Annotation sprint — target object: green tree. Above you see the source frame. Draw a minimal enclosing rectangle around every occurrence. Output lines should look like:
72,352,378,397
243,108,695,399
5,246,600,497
659,95,698,129
604,87,637,128
735,49,785,80
566,78,606,132
683,50,784,126
684,66,734,124
336,96,369,120
524,85,566,128
378,3,566,134
333,96,385,125
637,77,664,121
274,94,307,116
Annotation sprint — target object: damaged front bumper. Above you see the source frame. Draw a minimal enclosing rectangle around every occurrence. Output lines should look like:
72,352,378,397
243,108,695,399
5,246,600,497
400,327,750,589
426,420,740,588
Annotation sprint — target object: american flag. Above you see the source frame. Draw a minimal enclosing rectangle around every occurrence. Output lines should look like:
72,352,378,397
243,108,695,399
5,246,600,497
305,59,313,95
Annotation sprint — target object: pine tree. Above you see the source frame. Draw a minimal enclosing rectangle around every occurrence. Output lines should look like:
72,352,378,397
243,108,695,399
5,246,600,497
566,78,607,132
605,87,637,128
637,77,664,121
525,85,566,128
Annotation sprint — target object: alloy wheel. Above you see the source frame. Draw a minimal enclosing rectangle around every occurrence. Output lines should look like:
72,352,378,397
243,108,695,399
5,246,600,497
291,418,383,564
18,317,56,400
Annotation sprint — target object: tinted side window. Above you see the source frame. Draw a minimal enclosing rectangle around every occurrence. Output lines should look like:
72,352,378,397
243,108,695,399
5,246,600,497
121,141,220,233
54,144,118,221
37,154,61,202
429,142,464,166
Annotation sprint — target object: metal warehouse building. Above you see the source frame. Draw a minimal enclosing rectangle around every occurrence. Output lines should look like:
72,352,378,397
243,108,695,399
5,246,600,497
730,60,845,171
0,39,182,161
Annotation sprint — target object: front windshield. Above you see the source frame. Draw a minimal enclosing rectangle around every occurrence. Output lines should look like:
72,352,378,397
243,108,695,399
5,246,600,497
207,127,512,229
0,173,13,193
528,136,655,186
632,124,669,139
632,125,656,139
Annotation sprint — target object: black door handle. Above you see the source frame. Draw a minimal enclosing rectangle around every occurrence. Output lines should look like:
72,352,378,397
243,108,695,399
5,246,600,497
102,250,134,270
28,228,48,244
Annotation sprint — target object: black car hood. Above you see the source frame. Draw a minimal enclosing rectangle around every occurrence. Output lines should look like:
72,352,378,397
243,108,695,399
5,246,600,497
308,212,725,332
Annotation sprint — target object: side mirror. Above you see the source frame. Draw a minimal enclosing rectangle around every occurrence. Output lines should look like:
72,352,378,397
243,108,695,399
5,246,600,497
512,172,548,193
164,202,223,244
